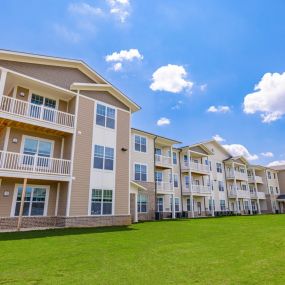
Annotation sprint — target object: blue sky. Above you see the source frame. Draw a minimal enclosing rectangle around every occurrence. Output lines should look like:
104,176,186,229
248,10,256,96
1,0,285,166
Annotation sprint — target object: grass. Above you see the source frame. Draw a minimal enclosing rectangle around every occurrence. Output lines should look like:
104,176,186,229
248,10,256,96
0,215,285,285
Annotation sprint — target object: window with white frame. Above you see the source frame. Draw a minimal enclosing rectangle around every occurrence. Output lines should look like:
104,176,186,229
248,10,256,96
96,103,115,129
270,186,274,194
244,200,249,211
209,199,215,211
187,198,191,211
216,163,223,173
94,145,114,170
273,173,276,179
170,197,180,212
241,184,247,191
267,171,272,179
137,194,147,212
155,171,163,182
240,168,245,173
220,200,226,211
218,181,224,192
134,164,147,181
173,152,177,164
134,135,147,152
173,174,179,188
157,197,163,212
155,148,162,156
14,185,48,216
276,187,279,194
91,189,113,215
185,176,190,188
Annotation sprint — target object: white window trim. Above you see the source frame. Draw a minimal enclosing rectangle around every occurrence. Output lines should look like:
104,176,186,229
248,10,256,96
173,173,179,188
95,101,117,131
137,193,148,213
89,189,114,216
11,184,50,217
133,162,148,182
133,134,147,153
157,196,164,212
170,197,180,212
28,89,60,111
93,144,115,172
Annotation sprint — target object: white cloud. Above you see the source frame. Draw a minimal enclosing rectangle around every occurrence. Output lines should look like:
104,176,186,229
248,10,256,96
112,62,122,71
105,49,143,62
223,144,258,161
261,152,274,158
150,64,193,93
54,24,80,43
212,134,225,142
267,160,285,167
107,0,130,23
68,3,103,15
207,105,231,113
171,100,183,110
243,72,285,123
157,117,171,126
200,84,207,92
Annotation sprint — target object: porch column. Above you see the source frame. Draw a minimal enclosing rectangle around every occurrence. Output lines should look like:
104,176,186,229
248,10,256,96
233,162,239,214
134,193,138,223
257,198,261,214
188,150,194,218
0,69,7,98
17,178,28,231
171,193,175,219
249,199,253,215
55,182,60,216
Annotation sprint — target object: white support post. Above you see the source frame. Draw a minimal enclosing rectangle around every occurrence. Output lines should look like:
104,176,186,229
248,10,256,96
55,182,60,216
257,198,261,214
170,145,175,219
171,193,175,219
134,193,138,223
0,69,7,98
233,161,239,214
245,164,252,215
188,150,194,218
17,178,28,231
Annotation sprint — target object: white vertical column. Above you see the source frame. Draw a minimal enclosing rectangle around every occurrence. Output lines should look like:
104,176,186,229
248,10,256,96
245,165,252,215
134,193,138,222
0,69,7,98
55,182,60,216
188,150,194,218
170,146,175,219
233,162,239,214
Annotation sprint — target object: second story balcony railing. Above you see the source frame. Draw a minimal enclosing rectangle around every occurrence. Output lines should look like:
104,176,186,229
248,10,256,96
156,181,173,193
181,161,210,173
226,170,248,181
0,150,71,178
155,154,172,168
228,188,250,199
250,191,266,199
183,184,211,195
0,96,75,131
248,175,263,184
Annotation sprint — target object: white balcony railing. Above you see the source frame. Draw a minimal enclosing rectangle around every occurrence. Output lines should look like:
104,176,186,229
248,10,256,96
0,151,71,177
229,188,250,198
250,191,266,199
181,161,209,173
155,154,172,167
0,96,75,129
156,181,173,192
183,184,211,195
248,175,263,184
226,170,248,181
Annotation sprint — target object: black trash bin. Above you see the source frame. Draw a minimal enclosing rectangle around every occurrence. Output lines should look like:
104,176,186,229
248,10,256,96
155,212,162,220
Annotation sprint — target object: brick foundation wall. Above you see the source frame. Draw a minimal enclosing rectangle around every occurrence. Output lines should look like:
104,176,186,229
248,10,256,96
0,215,131,230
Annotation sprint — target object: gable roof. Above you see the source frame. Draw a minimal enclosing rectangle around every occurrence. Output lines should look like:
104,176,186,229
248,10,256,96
0,49,140,112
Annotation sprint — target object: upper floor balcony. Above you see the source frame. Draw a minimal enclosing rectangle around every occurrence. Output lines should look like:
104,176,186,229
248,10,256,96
250,191,266,199
155,154,172,169
226,170,248,181
182,184,211,196
0,96,75,133
0,150,71,181
248,175,263,184
228,188,250,199
156,181,174,194
181,161,210,174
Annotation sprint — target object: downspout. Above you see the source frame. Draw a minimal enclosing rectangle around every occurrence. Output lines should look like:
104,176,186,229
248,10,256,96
154,136,158,217
178,149,184,215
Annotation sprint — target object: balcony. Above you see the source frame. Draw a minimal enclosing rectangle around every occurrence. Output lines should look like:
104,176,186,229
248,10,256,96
0,150,71,181
183,184,211,196
155,154,172,168
156,181,173,194
250,191,266,199
226,170,248,181
181,161,210,174
228,189,250,199
248,175,263,184
0,96,75,133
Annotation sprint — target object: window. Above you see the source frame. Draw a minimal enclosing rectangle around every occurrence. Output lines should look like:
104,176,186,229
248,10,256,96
135,164,147,181
91,189,113,215
244,201,249,211
276,187,279,194
173,174,179,188
187,198,191,211
185,176,190,188
267,171,272,179
240,168,245,173
209,199,215,211
241,184,247,191
155,148,162,156
218,181,224,192
173,152,177,164
155,171,163,182
216,163,223,173
96,103,115,129
220,200,226,211
30,94,56,122
273,173,276,179
134,135,147,152
14,186,47,216
249,185,255,193
157,197,163,212
94,145,114,170
270,186,274,194
170,197,180,212
22,137,53,167
138,194,147,213
183,155,188,162
205,159,212,171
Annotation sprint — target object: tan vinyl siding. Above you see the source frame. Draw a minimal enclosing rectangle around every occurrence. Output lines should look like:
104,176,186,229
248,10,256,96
69,96,94,216
80,90,129,111
57,182,69,216
16,86,29,101
0,60,96,89
58,99,68,112
115,109,130,215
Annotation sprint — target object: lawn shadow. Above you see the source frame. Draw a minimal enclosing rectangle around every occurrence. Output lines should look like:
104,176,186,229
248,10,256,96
0,225,136,241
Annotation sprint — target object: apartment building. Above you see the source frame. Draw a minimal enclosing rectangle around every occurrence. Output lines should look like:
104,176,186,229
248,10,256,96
0,49,282,231
0,50,140,230
271,164,285,213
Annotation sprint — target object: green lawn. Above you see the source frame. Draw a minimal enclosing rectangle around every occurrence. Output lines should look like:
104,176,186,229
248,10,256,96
1,215,285,285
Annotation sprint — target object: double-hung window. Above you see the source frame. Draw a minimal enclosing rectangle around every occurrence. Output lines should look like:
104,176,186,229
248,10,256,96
170,197,180,212
30,94,56,122
134,135,147,152
173,174,179,188
96,103,115,129
155,171,163,182
220,200,226,211
94,145,114,170
137,194,147,212
218,181,224,192
185,176,190,189
187,198,191,211
91,189,113,215
267,171,272,179
209,199,215,211
173,152,177,164
216,163,223,173
241,184,247,191
157,197,163,212
134,164,147,181
14,185,48,216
